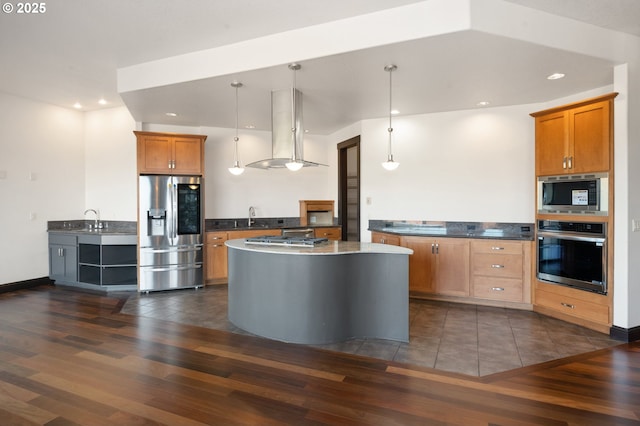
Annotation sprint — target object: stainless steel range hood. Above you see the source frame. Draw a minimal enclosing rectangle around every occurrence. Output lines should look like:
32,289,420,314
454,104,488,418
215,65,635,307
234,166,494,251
246,88,326,169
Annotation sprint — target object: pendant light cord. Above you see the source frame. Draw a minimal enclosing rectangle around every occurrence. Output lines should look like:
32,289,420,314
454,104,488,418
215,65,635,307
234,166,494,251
388,66,393,160
234,83,239,163
290,64,299,162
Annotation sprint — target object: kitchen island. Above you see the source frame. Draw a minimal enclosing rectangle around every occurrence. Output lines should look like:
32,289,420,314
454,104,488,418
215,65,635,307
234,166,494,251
225,239,413,344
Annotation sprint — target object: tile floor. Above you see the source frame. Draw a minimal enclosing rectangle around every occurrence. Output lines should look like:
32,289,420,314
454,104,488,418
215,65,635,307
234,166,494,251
120,285,622,377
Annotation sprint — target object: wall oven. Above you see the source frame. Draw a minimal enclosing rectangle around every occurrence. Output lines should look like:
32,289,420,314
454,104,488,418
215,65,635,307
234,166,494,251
537,220,607,294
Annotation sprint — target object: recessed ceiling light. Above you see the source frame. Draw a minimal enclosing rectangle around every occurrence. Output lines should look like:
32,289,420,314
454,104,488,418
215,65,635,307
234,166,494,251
165,112,178,117
547,73,565,80
391,109,400,115
73,102,82,109
477,101,490,107
98,98,107,105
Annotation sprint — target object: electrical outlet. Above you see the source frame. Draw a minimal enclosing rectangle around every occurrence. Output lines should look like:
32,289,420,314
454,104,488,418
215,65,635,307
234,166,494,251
633,219,640,232
366,197,372,205
29,212,37,221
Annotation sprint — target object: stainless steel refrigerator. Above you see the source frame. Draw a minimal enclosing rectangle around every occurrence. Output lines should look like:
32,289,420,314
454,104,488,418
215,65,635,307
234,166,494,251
138,175,204,292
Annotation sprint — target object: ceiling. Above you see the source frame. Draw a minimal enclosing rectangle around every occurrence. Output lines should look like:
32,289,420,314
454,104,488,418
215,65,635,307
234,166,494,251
1,0,638,135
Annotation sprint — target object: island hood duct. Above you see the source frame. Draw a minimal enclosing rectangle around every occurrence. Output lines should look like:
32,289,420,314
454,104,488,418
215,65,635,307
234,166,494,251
246,88,326,169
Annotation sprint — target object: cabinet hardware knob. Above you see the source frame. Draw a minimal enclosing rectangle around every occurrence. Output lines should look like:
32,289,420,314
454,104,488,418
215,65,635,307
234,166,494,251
568,156,573,169
491,287,505,291
491,264,505,268
491,246,504,250
562,156,567,169
381,238,385,243
561,302,575,309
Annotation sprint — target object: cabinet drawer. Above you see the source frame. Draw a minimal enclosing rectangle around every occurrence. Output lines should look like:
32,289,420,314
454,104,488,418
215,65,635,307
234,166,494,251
471,240,522,255
535,289,609,324
371,232,400,246
472,253,522,278
206,232,228,244
472,277,523,302
315,227,341,240
49,234,77,246
306,203,333,212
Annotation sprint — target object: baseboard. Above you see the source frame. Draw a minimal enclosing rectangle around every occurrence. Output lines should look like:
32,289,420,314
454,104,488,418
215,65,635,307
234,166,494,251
0,277,53,294
610,325,640,342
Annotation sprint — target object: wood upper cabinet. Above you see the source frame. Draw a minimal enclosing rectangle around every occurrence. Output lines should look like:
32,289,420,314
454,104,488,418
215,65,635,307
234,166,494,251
135,131,206,175
532,93,616,176
401,236,470,297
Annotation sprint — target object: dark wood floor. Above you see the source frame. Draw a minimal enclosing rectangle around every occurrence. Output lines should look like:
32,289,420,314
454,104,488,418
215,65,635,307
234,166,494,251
1,286,639,425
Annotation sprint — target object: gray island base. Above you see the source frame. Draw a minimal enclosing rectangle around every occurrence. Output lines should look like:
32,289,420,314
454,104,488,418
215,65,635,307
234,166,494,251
225,240,413,345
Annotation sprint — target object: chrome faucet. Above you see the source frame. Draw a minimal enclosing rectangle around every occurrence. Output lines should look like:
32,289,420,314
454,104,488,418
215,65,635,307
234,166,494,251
248,206,256,227
84,209,101,229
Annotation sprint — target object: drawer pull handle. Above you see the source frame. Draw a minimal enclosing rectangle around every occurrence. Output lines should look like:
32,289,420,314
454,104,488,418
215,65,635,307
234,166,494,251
491,287,505,291
210,237,222,240
561,302,575,309
491,264,505,268
491,246,505,250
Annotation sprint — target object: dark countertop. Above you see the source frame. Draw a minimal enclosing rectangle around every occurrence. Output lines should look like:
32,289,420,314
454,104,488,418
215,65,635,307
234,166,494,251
205,217,339,232
369,220,534,241
47,220,137,235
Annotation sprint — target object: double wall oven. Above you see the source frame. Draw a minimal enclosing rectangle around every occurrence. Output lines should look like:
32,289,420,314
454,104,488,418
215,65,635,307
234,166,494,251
537,220,607,294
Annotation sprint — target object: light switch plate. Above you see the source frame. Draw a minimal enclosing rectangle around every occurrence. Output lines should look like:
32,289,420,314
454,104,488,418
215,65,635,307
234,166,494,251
633,219,640,232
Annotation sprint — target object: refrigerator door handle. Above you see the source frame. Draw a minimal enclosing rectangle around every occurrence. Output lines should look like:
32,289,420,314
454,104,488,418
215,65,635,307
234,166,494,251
144,264,203,273
140,246,203,254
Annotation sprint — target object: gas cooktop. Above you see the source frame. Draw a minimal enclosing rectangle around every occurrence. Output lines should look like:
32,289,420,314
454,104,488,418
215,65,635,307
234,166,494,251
244,235,329,247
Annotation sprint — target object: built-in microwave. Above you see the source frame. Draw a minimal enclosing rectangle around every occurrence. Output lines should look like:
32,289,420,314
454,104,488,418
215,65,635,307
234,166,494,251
537,172,608,215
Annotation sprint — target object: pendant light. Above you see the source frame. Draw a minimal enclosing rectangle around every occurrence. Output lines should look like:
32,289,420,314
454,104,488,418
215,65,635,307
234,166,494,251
228,81,244,175
285,63,303,171
382,64,400,171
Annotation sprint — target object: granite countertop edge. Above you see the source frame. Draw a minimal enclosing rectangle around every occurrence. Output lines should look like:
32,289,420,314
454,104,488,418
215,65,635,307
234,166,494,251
368,220,534,241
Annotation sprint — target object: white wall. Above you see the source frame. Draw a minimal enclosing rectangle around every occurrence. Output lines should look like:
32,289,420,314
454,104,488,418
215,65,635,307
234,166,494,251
84,107,137,221
0,92,85,284
350,104,536,241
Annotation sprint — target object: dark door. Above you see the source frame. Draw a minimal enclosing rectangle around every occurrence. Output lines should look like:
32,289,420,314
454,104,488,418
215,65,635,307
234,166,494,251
338,136,360,241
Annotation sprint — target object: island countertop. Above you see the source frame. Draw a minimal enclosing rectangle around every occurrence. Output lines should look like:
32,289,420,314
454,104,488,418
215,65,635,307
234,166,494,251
225,239,413,256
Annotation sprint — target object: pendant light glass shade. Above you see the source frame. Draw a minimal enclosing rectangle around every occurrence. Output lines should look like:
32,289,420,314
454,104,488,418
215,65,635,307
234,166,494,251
228,81,245,176
382,64,399,171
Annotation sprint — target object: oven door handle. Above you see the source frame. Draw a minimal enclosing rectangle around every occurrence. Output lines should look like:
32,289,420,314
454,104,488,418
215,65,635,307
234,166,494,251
537,232,605,244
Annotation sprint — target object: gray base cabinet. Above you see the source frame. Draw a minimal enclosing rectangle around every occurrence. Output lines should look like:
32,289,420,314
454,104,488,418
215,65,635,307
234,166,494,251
49,234,78,283
48,232,137,291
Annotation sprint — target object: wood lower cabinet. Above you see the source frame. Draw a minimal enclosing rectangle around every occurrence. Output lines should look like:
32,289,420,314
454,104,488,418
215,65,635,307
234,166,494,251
534,281,611,333
470,240,531,304
532,93,616,176
314,227,341,240
373,231,532,306
206,228,281,284
401,236,470,297
205,232,228,284
135,131,206,175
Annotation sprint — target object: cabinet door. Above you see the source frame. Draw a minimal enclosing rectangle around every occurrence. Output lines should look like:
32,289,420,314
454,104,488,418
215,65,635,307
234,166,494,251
535,111,568,176
569,100,611,173
434,238,470,297
49,244,77,282
402,236,436,293
206,244,228,282
173,137,203,175
137,135,173,174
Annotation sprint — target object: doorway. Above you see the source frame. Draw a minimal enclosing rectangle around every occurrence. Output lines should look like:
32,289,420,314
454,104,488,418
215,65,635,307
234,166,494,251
338,136,360,241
